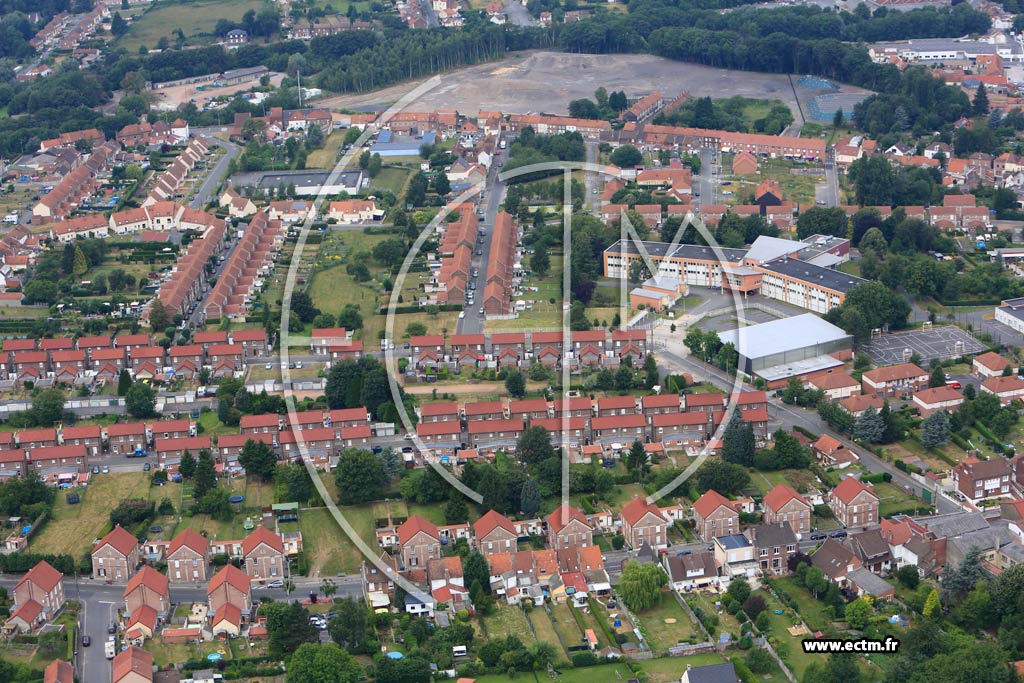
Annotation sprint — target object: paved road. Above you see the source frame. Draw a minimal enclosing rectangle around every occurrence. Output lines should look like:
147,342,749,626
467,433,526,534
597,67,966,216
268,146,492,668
456,143,509,335
1,573,363,683
696,148,718,207
821,151,840,208
419,0,440,27
504,0,534,25
584,141,601,215
189,129,240,210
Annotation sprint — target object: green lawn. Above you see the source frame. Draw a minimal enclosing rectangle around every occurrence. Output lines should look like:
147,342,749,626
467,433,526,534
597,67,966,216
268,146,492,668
474,662,634,683
371,167,413,197
486,255,563,332
635,592,699,651
526,607,566,657
300,505,377,576
757,588,817,679
31,472,152,556
747,468,818,497
198,410,239,436
771,577,833,633
690,591,741,639
873,481,927,518
307,130,347,169
548,603,585,649
482,605,538,644
117,0,264,51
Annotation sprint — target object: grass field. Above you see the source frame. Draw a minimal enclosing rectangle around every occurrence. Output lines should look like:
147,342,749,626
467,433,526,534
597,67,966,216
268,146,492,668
300,505,377,576
371,167,413,198
117,0,264,51
690,591,741,638
771,577,833,633
758,588,816,678
874,480,926,517
307,130,346,169
747,468,818,497
635,592,698,651
482,605,537,644
31,472,152,556
548,603,585,649
526,607,565,656
486,255,564,332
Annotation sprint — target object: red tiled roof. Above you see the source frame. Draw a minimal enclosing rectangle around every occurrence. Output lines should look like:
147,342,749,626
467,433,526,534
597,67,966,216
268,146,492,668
620,496,663,526
44,659,74,683
831,476,878,505
862,363,926,384
208,565,250,596
974,351,1014,372
473,509,516,538
94,524,138,558
547,504,590,533
763,484,808,513
168,528,208,558
397,514,439,544
112,646,152,683
241,526,284,556
982,375,1024,394
212,602,242,628
16,560,62,593
124,565,168,599
693,489,734,518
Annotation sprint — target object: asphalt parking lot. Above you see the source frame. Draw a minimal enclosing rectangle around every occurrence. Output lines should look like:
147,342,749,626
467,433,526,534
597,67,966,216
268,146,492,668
860,326,988,365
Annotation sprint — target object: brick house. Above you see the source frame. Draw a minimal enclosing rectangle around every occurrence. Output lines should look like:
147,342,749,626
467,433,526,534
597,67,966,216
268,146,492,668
981,375,1024,405
973,351,1016,379
954,457,1013,504
762,484,812,535
240,413,282,436
44,660,74,683
28,444,86,475
745,522,798,576
90,347,127,371
16,428,58,450
12,561,64,625
60,424,102,456
167,528,209,582
105,422,149,456
242,526,287,581
590,414,646,444
153,436,211,466
861,363,928,398
641,393,682,418
397,515,441,568
650,411,714,446
150,419,193,440
597,395,638,417
828,477,880,528
473,509,518,555
418,402,461,423
112,646,153,683
123,566,170,618
912,386,963,417
464,401,506,421
231,328,269,357
547,504,593,550
467,418,523,448
128,346,165,372
692,489,739,540
91,524,141,580
508,399,550,423
620,497,669,550
207,565,252,622
416,421,463,451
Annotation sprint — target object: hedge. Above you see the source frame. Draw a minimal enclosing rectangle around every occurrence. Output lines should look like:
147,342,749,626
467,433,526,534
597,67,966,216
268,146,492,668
377,303,462,315
792,425,820,442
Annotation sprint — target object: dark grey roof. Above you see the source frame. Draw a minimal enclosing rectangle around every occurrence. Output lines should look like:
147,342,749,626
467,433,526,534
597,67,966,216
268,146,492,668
846,568,893,597
757,257,866,294
665,552,717,582
848,528,891,562
604,239,747,264
810,538,859,579
918,511,990,539
683,661,741,683
717,534,752,550
746,522,797,548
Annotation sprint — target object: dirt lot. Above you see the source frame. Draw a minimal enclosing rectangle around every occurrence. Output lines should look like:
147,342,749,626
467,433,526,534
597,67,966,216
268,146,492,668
317,51,872,119
152,73,285,112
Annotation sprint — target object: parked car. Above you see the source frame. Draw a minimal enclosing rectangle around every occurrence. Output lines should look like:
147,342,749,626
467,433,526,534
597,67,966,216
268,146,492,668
82,635,91,647
267,580,284,589
101,465,110,474
829,531,848,539
809,533,826,541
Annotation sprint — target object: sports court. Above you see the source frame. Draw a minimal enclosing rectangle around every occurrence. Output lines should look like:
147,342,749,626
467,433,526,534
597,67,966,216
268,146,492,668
859,325,986,365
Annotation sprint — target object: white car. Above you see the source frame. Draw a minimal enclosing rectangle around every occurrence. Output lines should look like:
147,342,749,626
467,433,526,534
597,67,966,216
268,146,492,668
266,580,284,589
458,311,465,319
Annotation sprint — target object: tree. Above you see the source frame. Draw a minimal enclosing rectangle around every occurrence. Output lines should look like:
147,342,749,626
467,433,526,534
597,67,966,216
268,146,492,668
854,406,884,443
625,440,648,472
921,410,950,449
722,414,756,466
32,389,65,426
568,98,601,119
520,478,541,516
286,642,362,683
111,11,128,36
149,300,170,332
844,597,872,629
505,371,526,398
431,171,449,195
444,494,468,523
696,460,750,495
290,291,320,324
923,588,942,618
464,551,490,596
929,364,946,388
178,450,196,479
23,280,60,305
530,245,550,277
281,465,313,504
337,304,363,331
116,369,132,396
833,108,845,128
728,577,751,605
973,83,990,116
239,439,278,482
125,382,157,419
326,598,372,655
376,448,401,482
619,561,668,611
610,145,643,168
516,425,555,465
896,564,920,588
334,449,385,504
265,601,319,658
367,153,383,178
193,450,217,499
